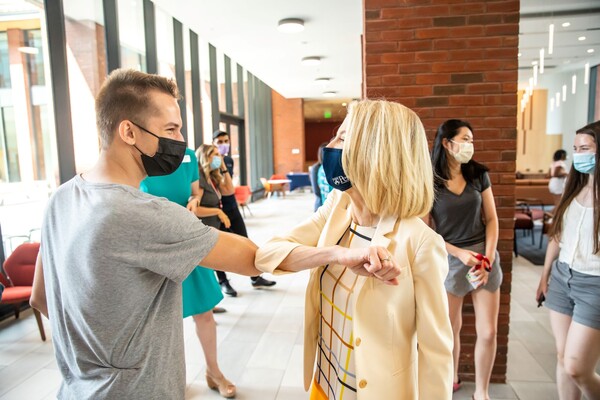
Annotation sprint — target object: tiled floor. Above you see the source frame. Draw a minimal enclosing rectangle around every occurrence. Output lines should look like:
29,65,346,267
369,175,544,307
0,190,589,399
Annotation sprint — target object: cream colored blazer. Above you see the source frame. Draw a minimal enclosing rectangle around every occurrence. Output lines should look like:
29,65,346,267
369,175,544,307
256,190,453,400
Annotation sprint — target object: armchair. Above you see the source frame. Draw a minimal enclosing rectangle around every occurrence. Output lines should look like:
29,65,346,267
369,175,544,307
1,242,45,340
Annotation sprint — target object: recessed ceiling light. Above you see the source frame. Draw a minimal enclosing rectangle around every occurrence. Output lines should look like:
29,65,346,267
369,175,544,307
18,46,38,55
531,61,538,65
579,36,586,41
341,102,347,107
323,91,337,98
588,49,595,54
277,18,304,33
302,56,321,66
562,22,570,27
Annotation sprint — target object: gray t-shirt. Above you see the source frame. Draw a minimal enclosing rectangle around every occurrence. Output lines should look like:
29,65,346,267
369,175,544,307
40,175,218,399
431,172,491,247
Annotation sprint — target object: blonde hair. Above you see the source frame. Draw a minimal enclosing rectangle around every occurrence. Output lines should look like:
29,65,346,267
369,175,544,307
342,99,434,218
196,144,223,185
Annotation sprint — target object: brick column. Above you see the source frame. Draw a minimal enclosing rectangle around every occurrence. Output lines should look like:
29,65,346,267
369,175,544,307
271,90,305,174
363,0,519,383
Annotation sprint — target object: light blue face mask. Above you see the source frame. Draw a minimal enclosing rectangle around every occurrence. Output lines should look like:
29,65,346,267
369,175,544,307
210,156,222,171
573,153,596,174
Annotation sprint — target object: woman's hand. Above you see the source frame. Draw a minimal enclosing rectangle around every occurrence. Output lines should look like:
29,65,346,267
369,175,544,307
468,266,489,288
536,274,549,304
186,198,199,214
339,246,400,285
217,209,231,229
456,248,481,268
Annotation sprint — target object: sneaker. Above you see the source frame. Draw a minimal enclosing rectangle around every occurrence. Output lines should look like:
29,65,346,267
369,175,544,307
219,280,237,297
251,276,276,288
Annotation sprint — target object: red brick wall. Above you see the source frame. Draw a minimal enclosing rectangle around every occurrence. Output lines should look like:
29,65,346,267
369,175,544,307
363,0,519,383
305,121,342,165
271,90,306,174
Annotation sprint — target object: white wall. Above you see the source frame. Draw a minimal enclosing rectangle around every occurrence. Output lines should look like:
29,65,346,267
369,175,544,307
541,68,589,150
521,59,600,154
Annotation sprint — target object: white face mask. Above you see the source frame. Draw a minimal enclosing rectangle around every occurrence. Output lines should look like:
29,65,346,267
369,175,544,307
449,141,474,164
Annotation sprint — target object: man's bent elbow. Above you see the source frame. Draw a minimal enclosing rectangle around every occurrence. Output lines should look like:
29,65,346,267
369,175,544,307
30,296,48,318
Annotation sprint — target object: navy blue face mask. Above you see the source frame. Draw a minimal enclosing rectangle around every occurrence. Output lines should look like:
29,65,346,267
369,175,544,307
322,147,352,191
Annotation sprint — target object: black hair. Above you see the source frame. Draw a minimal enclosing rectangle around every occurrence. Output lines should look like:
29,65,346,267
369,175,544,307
431,119,489,187
213,130,228,140
553,149,567,161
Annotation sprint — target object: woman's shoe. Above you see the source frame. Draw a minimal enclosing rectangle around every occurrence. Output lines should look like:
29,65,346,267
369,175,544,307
206,373,236,398
453,379,462,392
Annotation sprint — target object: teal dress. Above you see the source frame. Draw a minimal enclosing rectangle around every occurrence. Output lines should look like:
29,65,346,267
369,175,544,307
140,148,223,317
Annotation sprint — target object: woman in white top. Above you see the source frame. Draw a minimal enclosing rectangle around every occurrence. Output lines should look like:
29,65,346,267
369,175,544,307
536,120,600,400
548,149,568,205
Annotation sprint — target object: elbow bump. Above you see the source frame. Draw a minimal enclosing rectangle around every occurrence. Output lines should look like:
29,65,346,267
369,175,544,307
29,297,39,310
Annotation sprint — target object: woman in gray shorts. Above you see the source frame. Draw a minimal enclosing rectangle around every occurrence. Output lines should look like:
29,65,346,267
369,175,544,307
536,120,600,399
429,119,502,400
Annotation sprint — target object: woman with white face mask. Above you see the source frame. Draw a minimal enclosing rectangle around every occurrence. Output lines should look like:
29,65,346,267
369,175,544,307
536,120,600,400
428,119,502,400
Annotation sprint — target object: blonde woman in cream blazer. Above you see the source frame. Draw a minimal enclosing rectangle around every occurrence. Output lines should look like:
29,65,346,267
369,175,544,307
256,100,453,400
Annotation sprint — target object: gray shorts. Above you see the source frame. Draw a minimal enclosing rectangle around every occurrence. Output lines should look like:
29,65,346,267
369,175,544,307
445,242,503,297
545,260,600,330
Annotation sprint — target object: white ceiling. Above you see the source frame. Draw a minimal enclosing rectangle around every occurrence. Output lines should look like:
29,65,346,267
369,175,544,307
518,0,600,85
5,0,598,101
156,0,600,101
153,0,363,100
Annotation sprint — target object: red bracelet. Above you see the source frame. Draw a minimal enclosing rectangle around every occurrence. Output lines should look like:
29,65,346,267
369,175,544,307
475,254,492,272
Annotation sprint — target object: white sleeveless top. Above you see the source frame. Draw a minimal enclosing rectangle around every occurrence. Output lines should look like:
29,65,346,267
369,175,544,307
558,200,600,276
548,160,567,195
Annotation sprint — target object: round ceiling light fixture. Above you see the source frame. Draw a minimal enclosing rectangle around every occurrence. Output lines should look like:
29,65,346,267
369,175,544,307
579,36,586,41
302,56,321,66
562,22,570,27
588,48,595,54
278,18,305,33
323,91,337,98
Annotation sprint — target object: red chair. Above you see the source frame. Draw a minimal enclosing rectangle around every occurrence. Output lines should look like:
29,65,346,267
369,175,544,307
1,242,45,341
234,186,253,217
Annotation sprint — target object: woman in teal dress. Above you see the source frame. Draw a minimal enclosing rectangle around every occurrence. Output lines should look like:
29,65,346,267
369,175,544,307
140,147,235,398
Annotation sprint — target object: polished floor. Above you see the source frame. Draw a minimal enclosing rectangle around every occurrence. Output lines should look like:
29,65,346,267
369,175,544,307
0,190,585,399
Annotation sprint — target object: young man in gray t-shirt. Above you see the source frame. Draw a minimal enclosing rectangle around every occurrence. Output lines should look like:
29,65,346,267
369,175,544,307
30,70,260,399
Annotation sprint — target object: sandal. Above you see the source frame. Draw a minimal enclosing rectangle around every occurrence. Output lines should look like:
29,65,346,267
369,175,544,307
206,373,236,398
453,379,462,392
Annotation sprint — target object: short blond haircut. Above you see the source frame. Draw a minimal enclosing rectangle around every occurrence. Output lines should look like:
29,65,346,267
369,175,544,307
342,99,434,218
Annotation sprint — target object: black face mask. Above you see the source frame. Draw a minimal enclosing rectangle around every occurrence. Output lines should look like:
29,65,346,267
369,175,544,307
130,121,186,176
322,147,352,191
